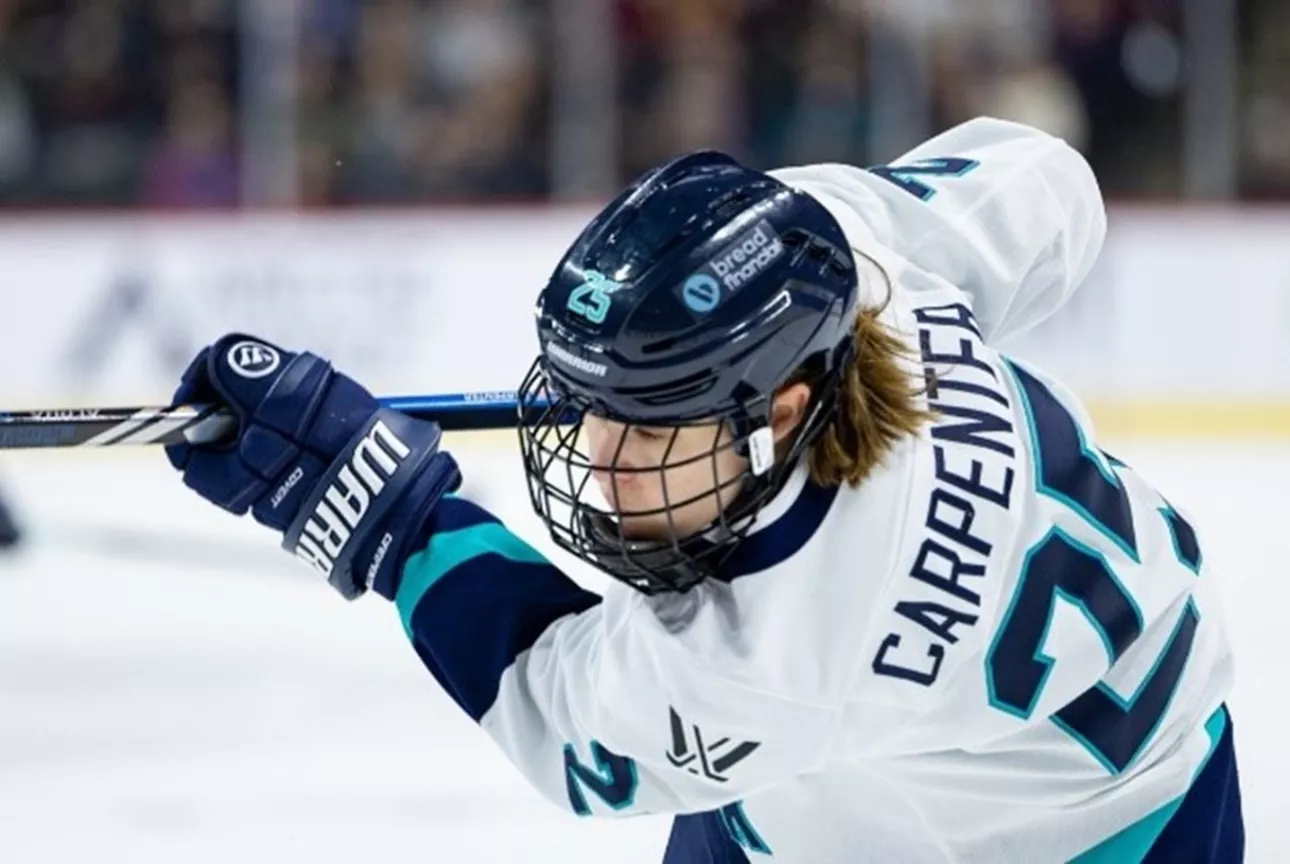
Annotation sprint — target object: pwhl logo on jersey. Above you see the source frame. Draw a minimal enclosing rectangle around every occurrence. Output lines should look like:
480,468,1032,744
227,340,281,379
680,219,784,314
666,707,761,783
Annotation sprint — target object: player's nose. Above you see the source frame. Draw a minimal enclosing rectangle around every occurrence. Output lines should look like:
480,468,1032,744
586,418,632,470
585,423,644,508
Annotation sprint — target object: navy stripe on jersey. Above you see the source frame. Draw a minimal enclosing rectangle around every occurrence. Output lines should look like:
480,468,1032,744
1142,706,1243,862
715,479,840,582
395,496,601,722
396,478,837,721
664,807,757,863
424,493,500,534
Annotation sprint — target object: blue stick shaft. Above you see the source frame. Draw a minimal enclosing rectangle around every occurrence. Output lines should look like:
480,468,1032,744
382,391,523,413
0,391,557,450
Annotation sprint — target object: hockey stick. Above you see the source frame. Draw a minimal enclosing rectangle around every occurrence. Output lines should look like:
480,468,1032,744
0,392,548,450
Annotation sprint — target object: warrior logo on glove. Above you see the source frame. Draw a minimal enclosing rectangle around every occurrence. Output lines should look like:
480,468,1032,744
165,332,460,599
291,419,411,581
227,340,282,379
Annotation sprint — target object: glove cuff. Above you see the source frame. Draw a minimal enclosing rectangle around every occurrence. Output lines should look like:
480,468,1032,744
282,409,443,599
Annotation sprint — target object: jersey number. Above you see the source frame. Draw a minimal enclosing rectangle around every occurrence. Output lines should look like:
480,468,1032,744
867,157,981,201
564,740,638,815
986,362,1202,774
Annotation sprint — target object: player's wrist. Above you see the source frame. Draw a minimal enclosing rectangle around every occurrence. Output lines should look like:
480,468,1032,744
283,408,460,600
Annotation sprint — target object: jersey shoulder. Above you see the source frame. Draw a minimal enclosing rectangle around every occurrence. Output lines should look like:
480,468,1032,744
770,117,1071,237
771,115,1105,349
613,457,917,709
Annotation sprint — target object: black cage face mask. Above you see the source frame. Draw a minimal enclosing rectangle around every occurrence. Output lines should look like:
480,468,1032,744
516,360,834,595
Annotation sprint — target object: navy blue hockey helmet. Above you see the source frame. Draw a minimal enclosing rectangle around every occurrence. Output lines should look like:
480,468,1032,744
517,150,859,593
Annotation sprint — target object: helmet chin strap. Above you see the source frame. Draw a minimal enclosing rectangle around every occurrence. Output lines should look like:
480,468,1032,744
746,425,777,476
577,425,771,592
520,358,848,595
578,508,719,593
728,394,776,476
579,426,806,594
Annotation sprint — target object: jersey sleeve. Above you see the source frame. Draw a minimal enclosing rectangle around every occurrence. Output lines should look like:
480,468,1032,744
770,117,1107,344
392,494,844,818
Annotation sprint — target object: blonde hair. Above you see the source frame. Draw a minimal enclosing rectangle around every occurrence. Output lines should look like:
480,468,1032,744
791,260,933,487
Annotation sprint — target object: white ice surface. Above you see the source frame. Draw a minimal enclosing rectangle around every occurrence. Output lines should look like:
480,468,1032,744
0,438,1284,863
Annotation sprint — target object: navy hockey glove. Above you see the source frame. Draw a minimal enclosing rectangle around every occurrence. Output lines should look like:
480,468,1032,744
164,334,461,600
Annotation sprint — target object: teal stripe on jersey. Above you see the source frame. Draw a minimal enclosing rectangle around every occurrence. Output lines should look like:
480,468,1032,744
1068,707,1228,863
395,522,552,639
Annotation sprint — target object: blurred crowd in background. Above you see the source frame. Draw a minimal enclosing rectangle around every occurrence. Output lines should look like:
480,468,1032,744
0,0,1280,207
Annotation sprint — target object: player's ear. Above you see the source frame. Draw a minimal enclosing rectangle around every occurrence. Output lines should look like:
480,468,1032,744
769,382,812,445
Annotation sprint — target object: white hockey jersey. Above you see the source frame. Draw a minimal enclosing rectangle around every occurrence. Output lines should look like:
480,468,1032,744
393,118,1235,863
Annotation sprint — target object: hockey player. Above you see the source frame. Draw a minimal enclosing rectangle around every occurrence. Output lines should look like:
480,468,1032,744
164,117,1243,862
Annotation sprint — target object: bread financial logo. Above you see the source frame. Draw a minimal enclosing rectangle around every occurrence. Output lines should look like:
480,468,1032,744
681,219,784,314
708,221,783,290
227,340,281,379
665,707,761,783
681,274,721,313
